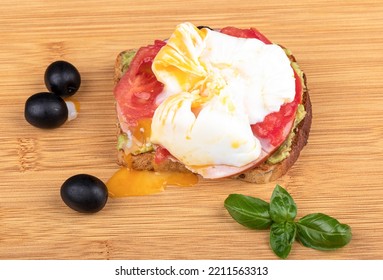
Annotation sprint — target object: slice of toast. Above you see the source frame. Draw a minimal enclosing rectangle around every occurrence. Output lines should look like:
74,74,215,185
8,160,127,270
113,48,312,183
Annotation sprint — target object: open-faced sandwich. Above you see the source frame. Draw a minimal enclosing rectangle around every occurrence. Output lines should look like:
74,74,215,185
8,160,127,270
112,22,311,188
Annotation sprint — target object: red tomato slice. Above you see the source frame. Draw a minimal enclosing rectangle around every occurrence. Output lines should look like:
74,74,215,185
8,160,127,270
114,40,166,126
252,70,302,147
154,146,171,164
220,26,272,44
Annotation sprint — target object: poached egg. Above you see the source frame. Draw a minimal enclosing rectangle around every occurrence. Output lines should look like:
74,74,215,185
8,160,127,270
150,22,295,175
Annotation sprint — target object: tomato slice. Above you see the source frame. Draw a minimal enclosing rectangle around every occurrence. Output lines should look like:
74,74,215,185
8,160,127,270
114,40,166,126
154,146,172,164
252,70,302,147
220,26,272,44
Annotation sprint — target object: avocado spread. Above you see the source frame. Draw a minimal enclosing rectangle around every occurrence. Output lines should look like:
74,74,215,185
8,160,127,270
266,55,307,164
121,49,137,73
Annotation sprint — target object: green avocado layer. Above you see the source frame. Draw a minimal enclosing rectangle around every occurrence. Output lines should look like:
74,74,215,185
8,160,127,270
121,49,137,74
266,57,307,164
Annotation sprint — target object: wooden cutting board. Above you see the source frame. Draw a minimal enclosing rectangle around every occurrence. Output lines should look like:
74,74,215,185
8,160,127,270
1,0,382,260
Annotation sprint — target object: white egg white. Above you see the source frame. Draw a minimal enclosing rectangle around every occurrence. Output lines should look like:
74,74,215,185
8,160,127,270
150,22,295,172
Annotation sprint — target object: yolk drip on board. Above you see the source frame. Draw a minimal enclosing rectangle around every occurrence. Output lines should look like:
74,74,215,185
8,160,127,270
107,119,198,197
106,168,198,197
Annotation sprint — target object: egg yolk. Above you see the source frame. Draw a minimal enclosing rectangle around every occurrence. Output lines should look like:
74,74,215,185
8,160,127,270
106,168,199,197
131,118,152,144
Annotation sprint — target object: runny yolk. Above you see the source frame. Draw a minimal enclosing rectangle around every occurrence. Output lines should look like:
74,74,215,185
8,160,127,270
131,118,152,144
106,168,199,197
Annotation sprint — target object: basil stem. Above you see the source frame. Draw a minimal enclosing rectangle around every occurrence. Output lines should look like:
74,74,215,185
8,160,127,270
269,185,297,223
224,194,272,230
296,213,352,250
270,221,297,259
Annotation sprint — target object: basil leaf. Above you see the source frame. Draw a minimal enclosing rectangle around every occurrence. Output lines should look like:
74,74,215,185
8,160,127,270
269,185,297,223
270,221,297,259
224,194,272,230
296,213,352,250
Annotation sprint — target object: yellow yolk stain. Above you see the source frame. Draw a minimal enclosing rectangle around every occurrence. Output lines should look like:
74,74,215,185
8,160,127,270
153,24,208,83
152,23,211,106
106,168,199,197
131,118,152,144
231,141,241,149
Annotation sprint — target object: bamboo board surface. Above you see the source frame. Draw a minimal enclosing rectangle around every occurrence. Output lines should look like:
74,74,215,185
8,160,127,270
1,0,382,260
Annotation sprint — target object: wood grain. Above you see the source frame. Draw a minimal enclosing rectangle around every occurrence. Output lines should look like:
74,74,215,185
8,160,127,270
1,0,383,259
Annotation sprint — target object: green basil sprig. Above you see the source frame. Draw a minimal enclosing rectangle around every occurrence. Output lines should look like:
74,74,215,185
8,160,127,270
224,185,352,259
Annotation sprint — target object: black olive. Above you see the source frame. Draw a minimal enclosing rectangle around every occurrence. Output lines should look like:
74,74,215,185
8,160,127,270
44,60,81,98
197,25,213,30
60,174,108,213
24,92,68,129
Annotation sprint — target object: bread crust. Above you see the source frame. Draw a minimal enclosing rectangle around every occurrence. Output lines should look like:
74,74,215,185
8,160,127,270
114,47,312,183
